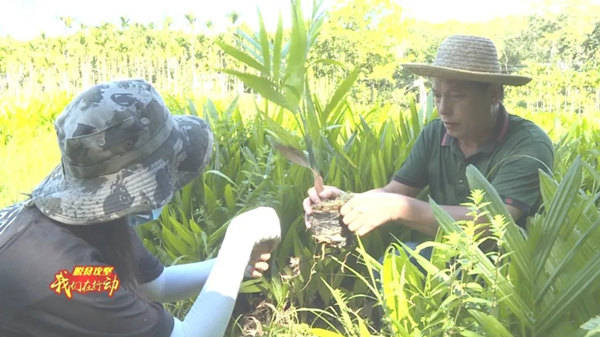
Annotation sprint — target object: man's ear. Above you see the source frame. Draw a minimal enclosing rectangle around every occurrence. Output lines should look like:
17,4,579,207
489,84,503,105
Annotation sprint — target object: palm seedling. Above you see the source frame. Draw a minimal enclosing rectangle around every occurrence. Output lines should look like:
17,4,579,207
272,141,354,248
218,0,360,248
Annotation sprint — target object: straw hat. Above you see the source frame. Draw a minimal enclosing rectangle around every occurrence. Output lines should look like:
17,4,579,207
402,34,531,86
32,79,213,225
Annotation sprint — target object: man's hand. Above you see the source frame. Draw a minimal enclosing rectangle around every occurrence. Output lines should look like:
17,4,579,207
340,192,405,236
302,185,345,228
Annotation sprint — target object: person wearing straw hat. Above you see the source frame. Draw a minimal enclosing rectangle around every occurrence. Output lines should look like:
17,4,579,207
0,79,281,337
304,34,553,241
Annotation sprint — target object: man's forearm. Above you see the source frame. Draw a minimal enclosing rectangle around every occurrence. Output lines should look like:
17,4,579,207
339,185,497,237
390,195,475,236
390,193,522,237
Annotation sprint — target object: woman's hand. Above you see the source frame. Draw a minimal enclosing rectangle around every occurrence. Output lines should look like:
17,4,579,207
225,207,280,279
246,253,271,278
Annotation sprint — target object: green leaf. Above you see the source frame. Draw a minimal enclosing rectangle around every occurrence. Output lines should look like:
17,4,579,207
397,241,448,282
307,0,326,47
189,218,203,234
216,40,264,73
302,82,322,145
256,9,271,76
208,222,228,247
536,248,600,335
204,170,237,187
265,133,302,159
272,13,283,83
465,164,530,282
310,58,347,69
358,318,371,337
536,216,600,301
224,96,239,120
180,183,193,217
322,66,360,122
322,280,354,334
203,184,217,212
533,157,582,278
370,155,383,187
223,69,295,112
161,224,189,257
236,29,262,57
187,99,198,116
582,316,600,337
284,0,307,108
310,328,345,337
382,249,412,325
203,99,219,123
168,214,195,248
469,310,514,337
429,197,532,325
239,278,264,293
224,184,236,211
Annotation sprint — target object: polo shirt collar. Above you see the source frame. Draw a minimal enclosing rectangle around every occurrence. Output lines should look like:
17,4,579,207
441,104,510,154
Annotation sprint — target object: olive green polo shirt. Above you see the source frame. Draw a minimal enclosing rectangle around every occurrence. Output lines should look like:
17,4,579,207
393,105,553,222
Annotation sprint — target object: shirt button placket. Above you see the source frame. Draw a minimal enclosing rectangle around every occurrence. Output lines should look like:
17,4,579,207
458,161,466,185
457,161,467,195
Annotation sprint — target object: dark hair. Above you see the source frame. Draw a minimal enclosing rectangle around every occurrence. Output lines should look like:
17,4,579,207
65,218,139,291
476,82,505,102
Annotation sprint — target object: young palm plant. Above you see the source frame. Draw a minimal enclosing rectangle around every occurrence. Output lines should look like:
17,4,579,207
217,0,435,330
315,157,600,336
218,0,361,249
430,158,600,336
217,0,398,321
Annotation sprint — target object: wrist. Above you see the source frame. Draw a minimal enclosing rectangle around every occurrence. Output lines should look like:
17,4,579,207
389,193,410,223
220,232,254,260
225,207,281,246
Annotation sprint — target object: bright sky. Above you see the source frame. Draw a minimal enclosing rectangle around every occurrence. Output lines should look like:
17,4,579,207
1,0,599,41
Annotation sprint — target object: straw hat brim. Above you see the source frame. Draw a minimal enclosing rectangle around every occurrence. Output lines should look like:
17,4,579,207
32,115,213,225
403,63,532,86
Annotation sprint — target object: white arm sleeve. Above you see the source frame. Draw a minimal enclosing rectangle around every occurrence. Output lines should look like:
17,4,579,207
168,207,280,337
139,259,216,303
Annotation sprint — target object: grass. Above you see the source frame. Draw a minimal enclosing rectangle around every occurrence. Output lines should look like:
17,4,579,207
0,92,67,206
3,93,597,208
2,89,599,336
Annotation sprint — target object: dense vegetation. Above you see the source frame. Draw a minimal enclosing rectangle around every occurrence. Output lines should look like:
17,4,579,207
1,0,599,335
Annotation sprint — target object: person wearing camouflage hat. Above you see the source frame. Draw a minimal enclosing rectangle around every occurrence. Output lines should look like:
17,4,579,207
0,79,281,337
304,35,553,248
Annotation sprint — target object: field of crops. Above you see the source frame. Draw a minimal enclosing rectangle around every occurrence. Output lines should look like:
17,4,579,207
2,1,600,336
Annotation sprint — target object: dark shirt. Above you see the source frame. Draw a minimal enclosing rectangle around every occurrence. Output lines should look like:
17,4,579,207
0,202,173,337
394,105,554,224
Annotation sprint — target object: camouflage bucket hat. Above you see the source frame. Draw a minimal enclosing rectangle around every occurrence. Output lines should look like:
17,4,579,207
32,79,213,225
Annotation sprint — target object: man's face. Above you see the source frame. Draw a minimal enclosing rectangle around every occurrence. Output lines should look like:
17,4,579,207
432,79,496,142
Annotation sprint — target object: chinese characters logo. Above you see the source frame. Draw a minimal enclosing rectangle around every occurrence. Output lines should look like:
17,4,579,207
49,266,120,299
